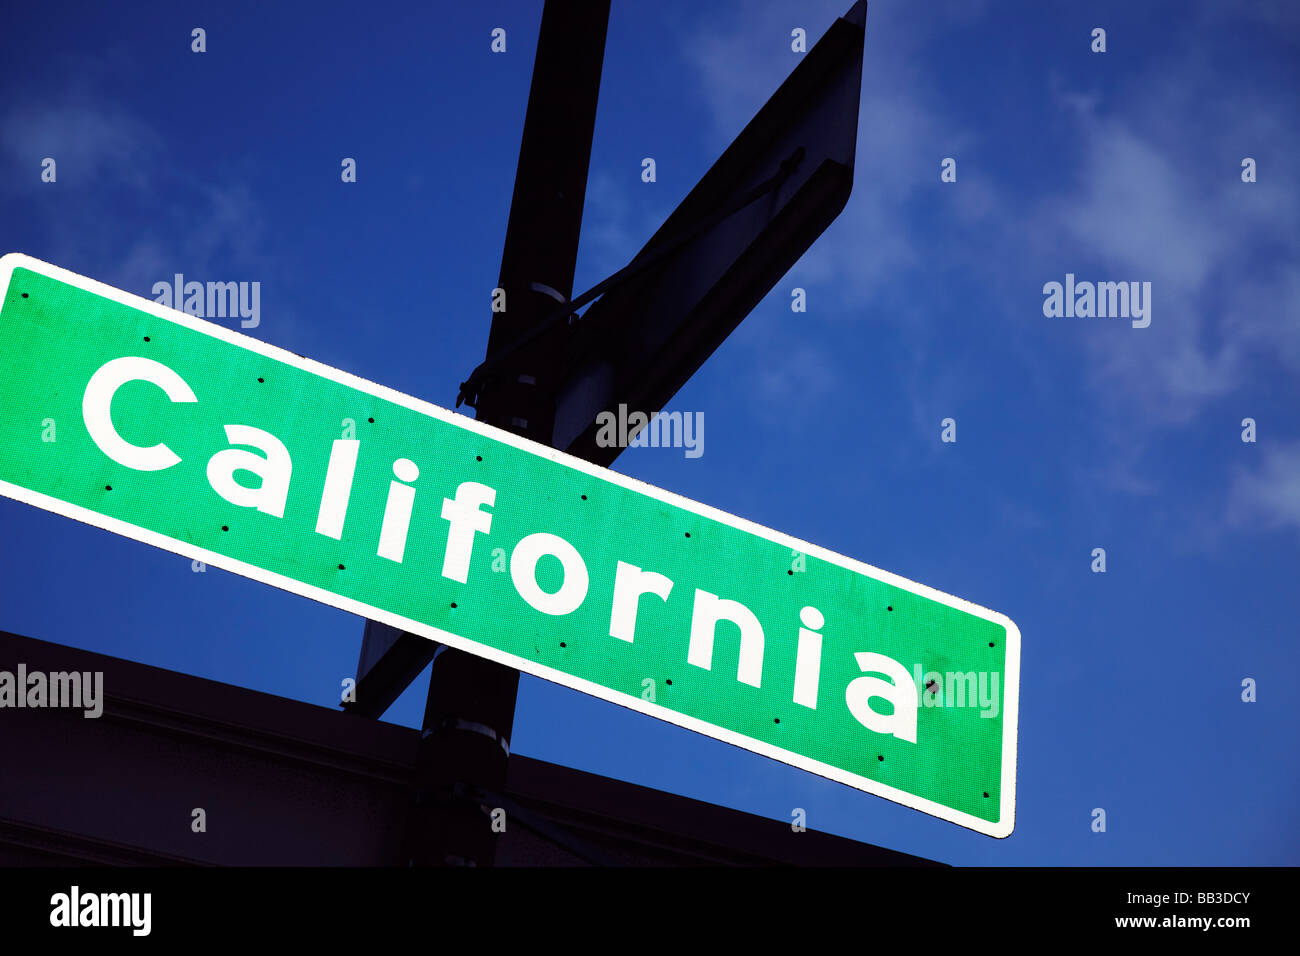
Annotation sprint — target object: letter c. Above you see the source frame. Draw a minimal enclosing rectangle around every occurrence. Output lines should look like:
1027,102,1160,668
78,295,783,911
82,356,197,471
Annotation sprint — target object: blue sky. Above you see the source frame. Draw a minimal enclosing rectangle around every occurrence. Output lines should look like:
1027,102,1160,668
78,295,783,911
2,0,1297,864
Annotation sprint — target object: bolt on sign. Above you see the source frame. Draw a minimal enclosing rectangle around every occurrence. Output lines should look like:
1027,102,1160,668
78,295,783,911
0,254,1020,837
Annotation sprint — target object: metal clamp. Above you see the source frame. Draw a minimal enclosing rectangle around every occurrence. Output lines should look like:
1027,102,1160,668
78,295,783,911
422,716,511,757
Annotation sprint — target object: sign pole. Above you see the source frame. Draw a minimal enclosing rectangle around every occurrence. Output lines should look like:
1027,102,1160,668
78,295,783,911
405,0,611,867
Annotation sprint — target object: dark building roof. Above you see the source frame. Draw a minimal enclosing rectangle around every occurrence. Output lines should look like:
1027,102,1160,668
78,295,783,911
0,629,939,867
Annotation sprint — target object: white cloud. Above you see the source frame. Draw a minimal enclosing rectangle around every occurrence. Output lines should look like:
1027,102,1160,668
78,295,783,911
0,78,278,326
1228,441,1300,538
1031,60,1300,425
752,338,840,414
1,104,160,191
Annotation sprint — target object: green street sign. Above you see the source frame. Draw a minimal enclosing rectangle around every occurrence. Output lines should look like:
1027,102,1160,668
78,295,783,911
0,253,1020,837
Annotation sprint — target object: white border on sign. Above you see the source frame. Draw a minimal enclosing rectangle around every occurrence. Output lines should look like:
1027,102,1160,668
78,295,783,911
0,252,1020,838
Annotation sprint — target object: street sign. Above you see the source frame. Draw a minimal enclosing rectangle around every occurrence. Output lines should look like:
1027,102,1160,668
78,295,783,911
552,0,869,465
0,253,1019,837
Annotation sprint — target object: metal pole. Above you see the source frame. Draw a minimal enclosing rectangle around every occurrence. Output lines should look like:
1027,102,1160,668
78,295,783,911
406,0,610,867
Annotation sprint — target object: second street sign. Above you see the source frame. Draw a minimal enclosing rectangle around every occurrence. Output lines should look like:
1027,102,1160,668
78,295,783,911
0,253,1020,837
